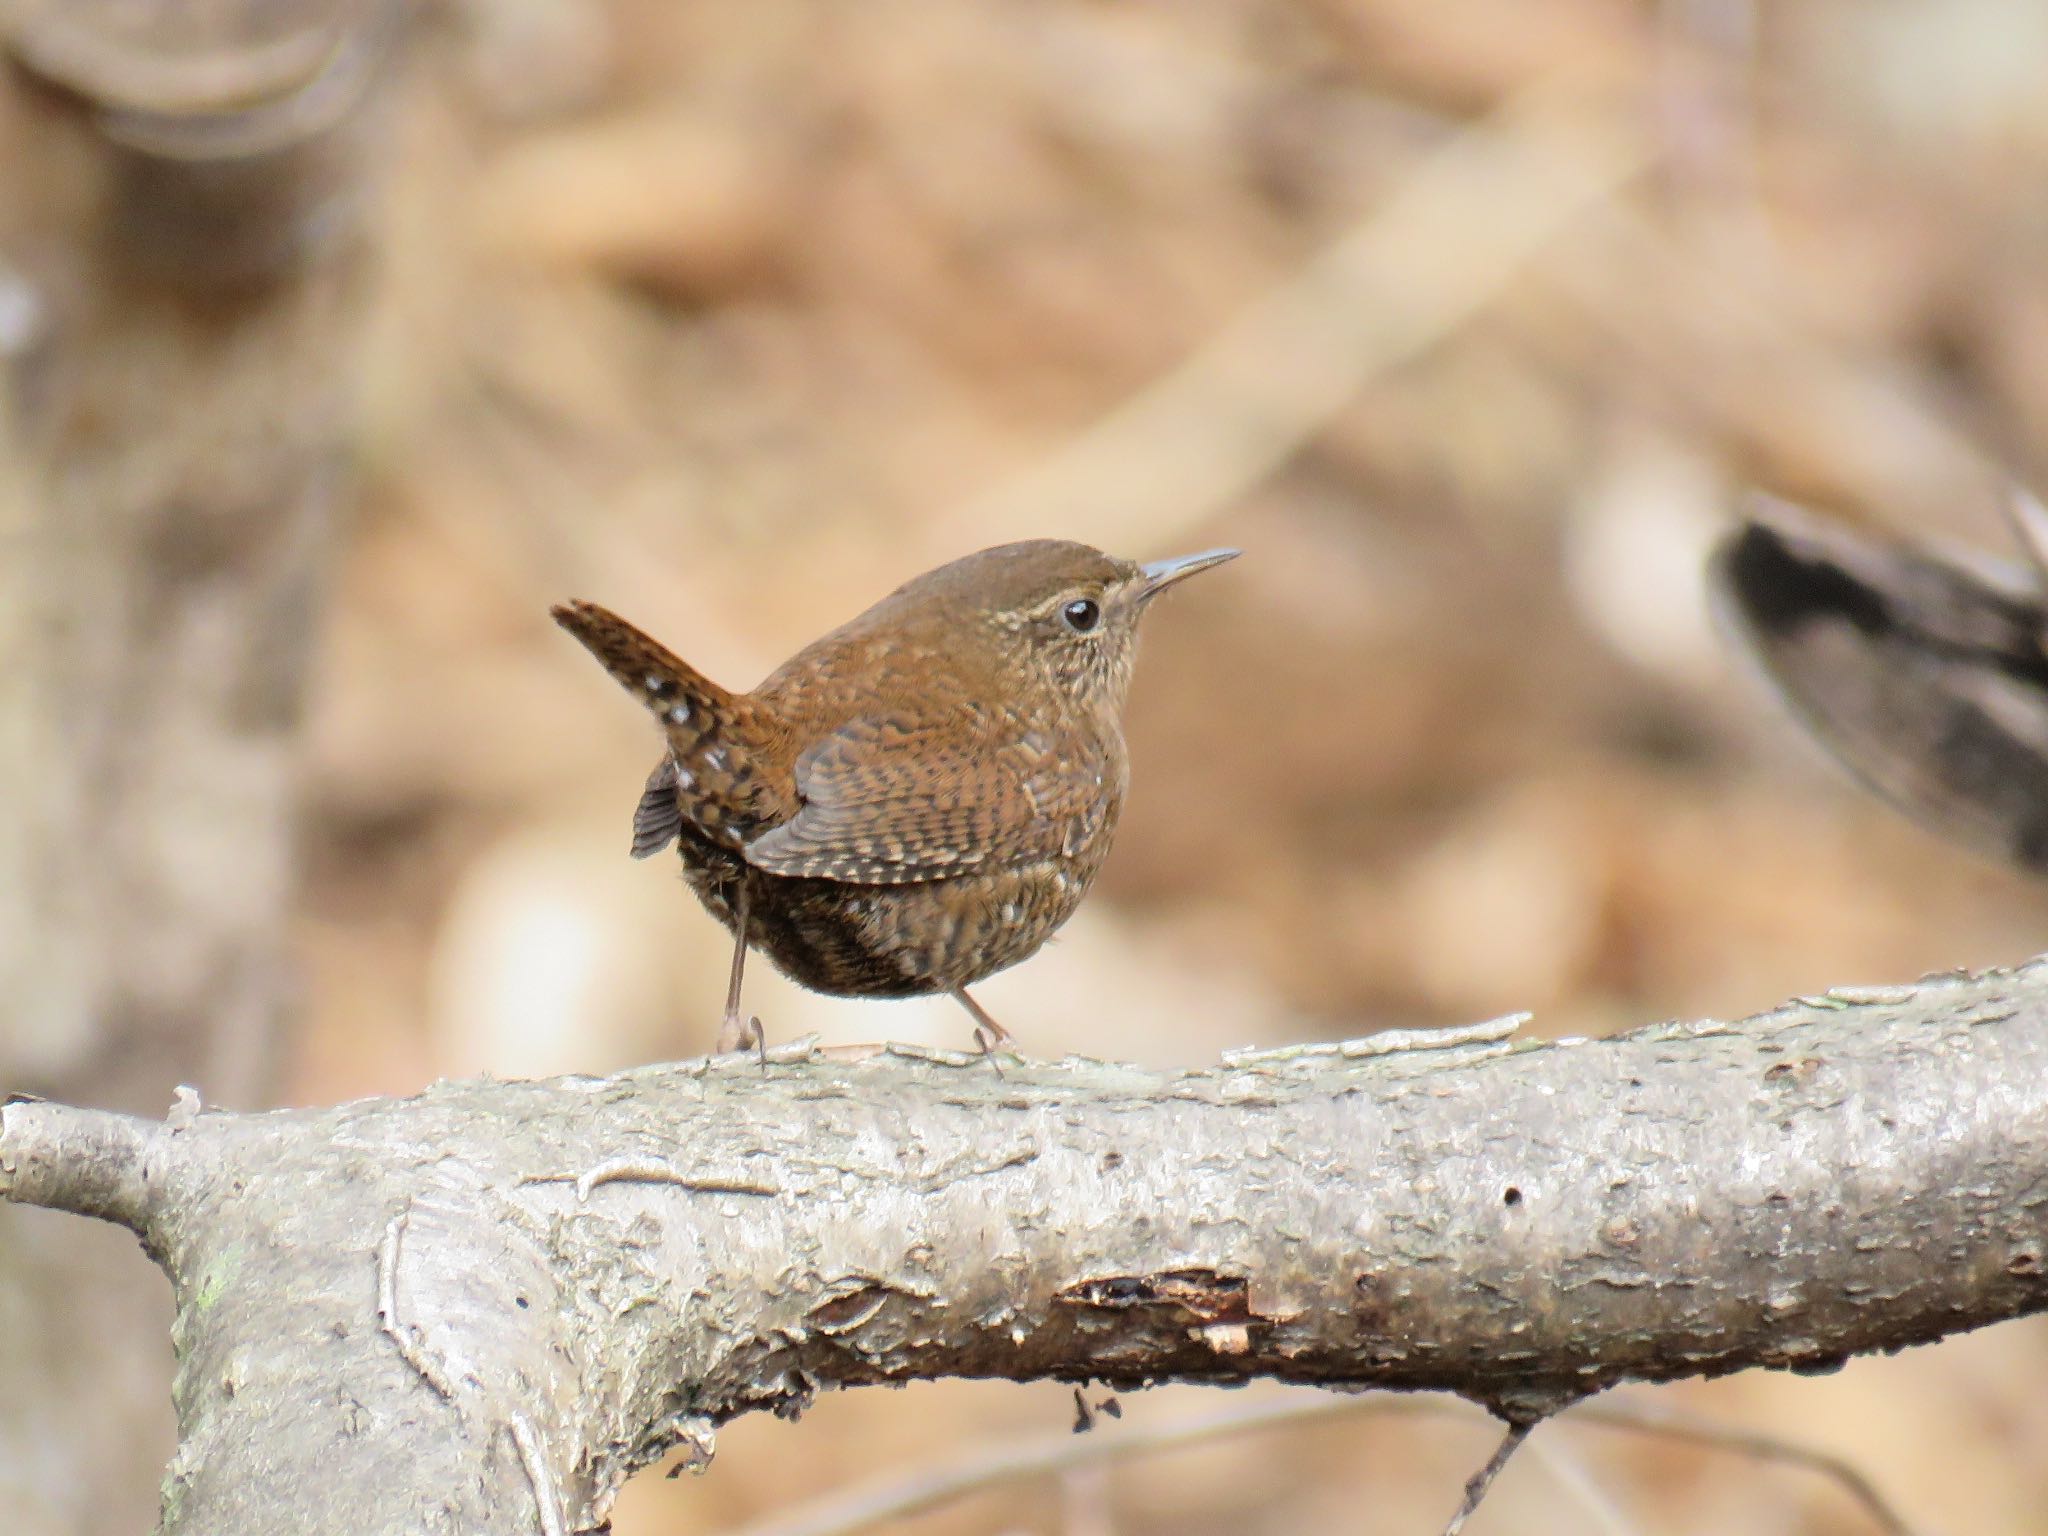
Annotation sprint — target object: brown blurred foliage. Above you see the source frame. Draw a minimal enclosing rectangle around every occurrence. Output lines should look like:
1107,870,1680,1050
16,0,2048,1530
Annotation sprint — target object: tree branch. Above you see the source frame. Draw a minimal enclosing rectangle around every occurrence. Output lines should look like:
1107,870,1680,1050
0,1098,157,1232
4,959,2046,1534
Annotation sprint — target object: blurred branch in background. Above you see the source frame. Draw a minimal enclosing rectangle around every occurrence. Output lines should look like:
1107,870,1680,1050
716,1391,1919,1536
944,76,1652,558
0,2,391,1531
1534,199,1998,530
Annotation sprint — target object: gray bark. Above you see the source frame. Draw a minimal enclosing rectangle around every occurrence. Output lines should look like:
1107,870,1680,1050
0,4,386,1530
5,961,2045,1536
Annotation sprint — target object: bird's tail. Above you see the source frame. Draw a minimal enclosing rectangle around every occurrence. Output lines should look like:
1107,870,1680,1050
550,600,784,850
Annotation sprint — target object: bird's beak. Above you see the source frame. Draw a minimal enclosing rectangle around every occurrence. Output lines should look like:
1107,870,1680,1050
1137,547,1240,600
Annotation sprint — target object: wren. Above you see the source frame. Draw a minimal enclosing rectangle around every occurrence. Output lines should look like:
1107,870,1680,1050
552,539,1237,1057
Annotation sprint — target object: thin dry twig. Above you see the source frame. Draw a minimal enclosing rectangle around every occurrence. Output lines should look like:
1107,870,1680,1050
375,1210,455,1403
509,1413,568,1536
1539,198,1995,528
1440,1418,1534,1536
712,1388,1921,1536
714,1393,1362,1536
1526,1436,1642,1536
1570,1398,1916,1536
943,77,1653,559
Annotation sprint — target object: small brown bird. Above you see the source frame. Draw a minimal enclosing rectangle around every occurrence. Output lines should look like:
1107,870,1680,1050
553,539,1236,1057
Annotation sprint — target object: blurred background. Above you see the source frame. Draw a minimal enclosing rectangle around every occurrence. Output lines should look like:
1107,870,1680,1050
5,0,2048,1531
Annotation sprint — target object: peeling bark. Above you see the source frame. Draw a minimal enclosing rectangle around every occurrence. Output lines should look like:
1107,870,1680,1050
5,961,2046,1535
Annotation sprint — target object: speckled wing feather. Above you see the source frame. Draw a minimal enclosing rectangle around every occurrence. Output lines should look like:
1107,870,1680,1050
742,714,1115,884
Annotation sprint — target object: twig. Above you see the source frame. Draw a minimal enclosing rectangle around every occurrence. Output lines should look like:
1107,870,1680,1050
509,1413,568,1536
1527,1435,1641,1536
711,1389,1922,1536
1221,1014,1527,1068
714,1393,1378,1536
517,1159,780,1202
1540,199,1994,527
710,1395,1501,1536
1570,1398,1918,1536
0,1099,157,1233
942,77,1652,558
376,1210,455,1402
1440,1418,1534,1536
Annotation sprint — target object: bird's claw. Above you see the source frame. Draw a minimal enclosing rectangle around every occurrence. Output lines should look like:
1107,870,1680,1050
717,1012,766,1064
972,1023,1008,1078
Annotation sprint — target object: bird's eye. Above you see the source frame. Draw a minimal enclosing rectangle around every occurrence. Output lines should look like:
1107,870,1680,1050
1061,598,1102,634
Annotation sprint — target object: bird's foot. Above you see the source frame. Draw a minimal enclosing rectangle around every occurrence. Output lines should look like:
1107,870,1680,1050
977,1014,1015,1047
971,1022,1010,1079
718,1011,766,1068
951,988,1016,1077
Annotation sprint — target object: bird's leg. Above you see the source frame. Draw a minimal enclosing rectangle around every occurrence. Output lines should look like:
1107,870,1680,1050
951,987,1015,1066
717,883,765,1066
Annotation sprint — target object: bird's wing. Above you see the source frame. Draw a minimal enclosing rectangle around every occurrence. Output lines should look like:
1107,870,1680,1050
630,758,686,858
742,714,1115,884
